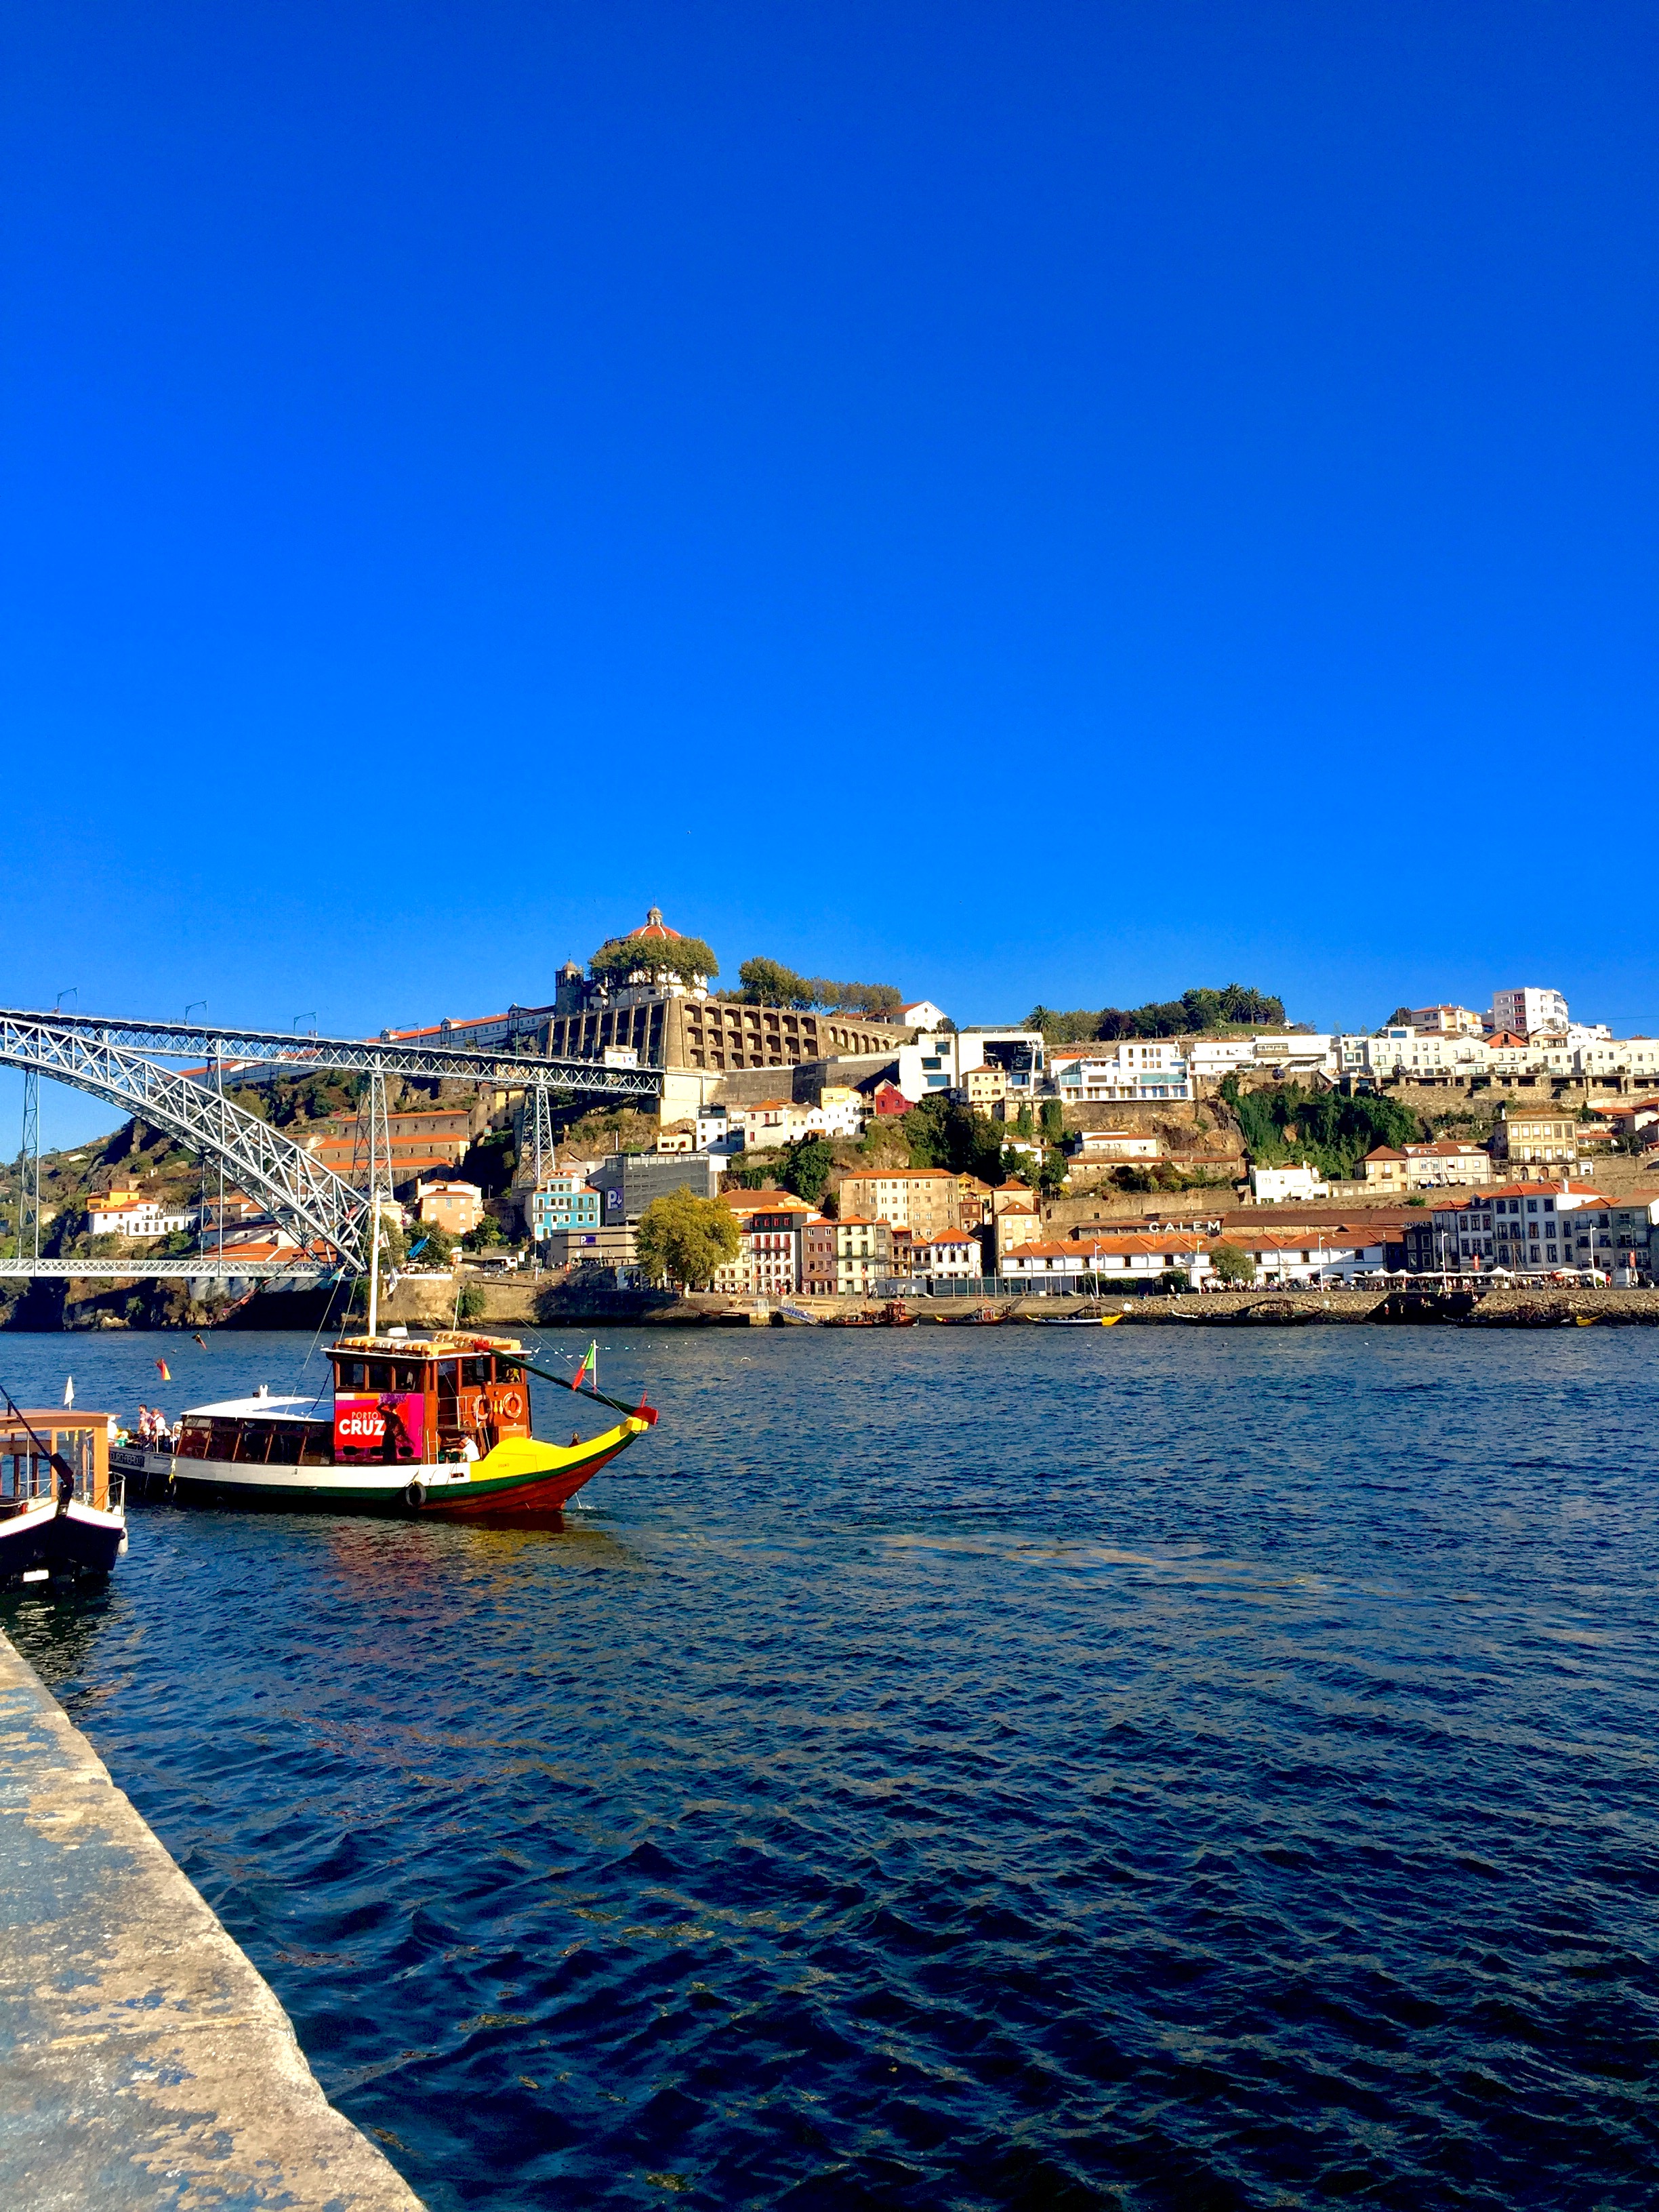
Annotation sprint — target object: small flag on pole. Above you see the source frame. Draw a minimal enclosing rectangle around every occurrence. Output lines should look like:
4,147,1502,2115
155,1359,172,1382
575,1342,598,1392
63,1376,74,1408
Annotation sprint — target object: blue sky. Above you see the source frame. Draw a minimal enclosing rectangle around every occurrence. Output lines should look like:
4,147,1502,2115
5,3,1656,1145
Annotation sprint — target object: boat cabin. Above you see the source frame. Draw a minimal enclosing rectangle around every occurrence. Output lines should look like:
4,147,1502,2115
328,1331,533,1467
172,1332,537,1473
1,1411,115,1513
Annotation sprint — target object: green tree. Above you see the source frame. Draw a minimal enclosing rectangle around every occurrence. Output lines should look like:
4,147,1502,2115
1159,1268,1191,1294
456,1279,488,1322
590,932,719,986
634,1188,742,1288
737,956,815,1007
817,979,903,1019
1219,1076,1420,1180
409,1221,455,1268
1036,1147,1069,1197
1208,1242,1256,1286
462,1212,502,1251
1015,1103,1033,1137
737,960,903,1019
723,1160,778,1191
1025,985,1288,1043
900,1096,1004,1183
778,1134,836,1206
1040,1099,1063,1143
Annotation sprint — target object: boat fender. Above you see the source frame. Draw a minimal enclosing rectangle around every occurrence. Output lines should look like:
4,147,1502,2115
497,1388,525,1421
405,1479,426,1510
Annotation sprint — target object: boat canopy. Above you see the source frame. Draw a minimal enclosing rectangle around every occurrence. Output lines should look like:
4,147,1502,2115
179,1393,327,1422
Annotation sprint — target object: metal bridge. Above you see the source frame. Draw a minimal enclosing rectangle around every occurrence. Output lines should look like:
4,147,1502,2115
0,1004,661,1279
0,1258,331,1281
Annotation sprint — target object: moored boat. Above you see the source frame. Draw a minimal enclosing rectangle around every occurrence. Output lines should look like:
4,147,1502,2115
0,1406,128,1584
169,1331,655,1515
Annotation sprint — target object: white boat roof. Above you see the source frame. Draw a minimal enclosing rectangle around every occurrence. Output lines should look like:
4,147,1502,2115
182,1394,328,1421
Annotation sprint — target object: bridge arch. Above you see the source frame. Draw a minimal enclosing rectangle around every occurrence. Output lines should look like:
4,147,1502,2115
0,1020,371,1269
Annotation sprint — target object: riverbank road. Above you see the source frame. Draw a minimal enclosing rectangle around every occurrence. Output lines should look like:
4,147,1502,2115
0,1629,424,2210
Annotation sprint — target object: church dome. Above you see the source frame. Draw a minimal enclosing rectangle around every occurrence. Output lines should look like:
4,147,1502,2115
634,906,680,942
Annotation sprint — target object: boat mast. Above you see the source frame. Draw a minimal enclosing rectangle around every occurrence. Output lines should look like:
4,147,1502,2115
365,1061,390,1338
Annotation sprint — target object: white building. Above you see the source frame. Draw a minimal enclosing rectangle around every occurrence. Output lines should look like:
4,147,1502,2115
805,1086,866,1140
1242,1035,1338,1077
1185,1038,1260,1083
1000,1232,1211,1286
899,1000,949,1033
1249,1163,1328,1204
914,1229,980,1282
735,1100,812,1149
1050,1043,1190,1102
1409,1005,1487,1036
87,1192,197,1238
1212,1231,1389,1286
1490,987,1569,1036
1185,1036,1336,1082
1074,1129,1164,1161
1438,1183,1611,1273
896,1029,1044,1104
1340,1029,1490,1080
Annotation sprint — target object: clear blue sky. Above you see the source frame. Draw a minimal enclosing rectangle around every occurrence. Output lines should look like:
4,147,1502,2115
4,3,1656,1143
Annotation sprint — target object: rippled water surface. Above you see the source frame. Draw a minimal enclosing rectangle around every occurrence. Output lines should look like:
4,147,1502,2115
5,1325,1659,2209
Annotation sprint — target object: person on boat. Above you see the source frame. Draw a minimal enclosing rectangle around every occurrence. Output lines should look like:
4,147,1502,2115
377,1397,415,1465
457,1434,479,1463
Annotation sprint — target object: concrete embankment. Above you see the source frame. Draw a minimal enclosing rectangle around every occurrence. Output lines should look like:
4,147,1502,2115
21,1275,1659,1333
0,1630,424,2211
385,1280,1659,1328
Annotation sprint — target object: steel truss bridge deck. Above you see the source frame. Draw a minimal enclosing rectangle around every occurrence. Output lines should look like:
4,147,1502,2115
0,1007,663,1095
0,1260,336,1281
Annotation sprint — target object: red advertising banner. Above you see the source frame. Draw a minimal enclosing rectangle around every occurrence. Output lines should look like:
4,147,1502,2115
335,1391,428,1465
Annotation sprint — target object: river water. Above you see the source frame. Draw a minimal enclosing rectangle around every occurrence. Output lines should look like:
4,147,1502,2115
4,1325,1657,2209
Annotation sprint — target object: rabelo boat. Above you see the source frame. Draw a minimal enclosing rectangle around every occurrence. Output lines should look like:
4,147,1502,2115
170,1330,655,1514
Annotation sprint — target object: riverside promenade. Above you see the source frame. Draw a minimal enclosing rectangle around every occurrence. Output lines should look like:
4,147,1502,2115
0,1630,423,2210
